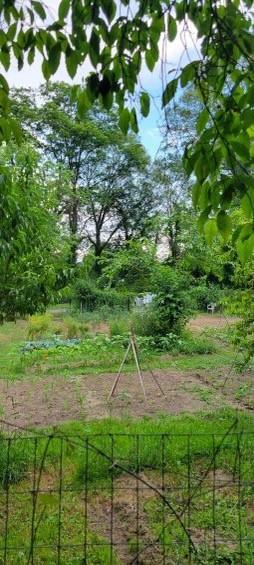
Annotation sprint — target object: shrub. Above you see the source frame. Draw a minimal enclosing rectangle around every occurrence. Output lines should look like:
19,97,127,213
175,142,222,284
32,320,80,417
133,266,193,340
62,317,89,339
189,284,224,311
109,318,130,337
27,313,52,339
74,279,132,312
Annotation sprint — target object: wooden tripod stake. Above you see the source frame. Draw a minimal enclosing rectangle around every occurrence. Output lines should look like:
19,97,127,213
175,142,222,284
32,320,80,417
108,332,167,402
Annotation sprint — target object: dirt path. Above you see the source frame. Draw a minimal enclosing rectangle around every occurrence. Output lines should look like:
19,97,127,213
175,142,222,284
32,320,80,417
188,313,238,332
188,314,239,332
0,368,246,430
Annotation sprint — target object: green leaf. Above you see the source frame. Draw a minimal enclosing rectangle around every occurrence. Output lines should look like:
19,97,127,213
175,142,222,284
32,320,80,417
140,92,150,117
236,232,254,263
168,16,177,41
0,74,9,93
243,108,254,129
86,73,100,102
7,23,17,41
130,108,138,133
58,0,71,21
241,190,254,219
77,90,90,116
101,90,113,110
48,43,61,75
162,78,178,107
66,50,79,78
0,50,10,71
42,59,51,80
217,211,232,240
101,0,116,23
28,46,35,65
145,49,156,72
151,15,165,35
204,218,218,244
231,141,250,161
0,31,6,48
119,107,130,135
180,62,197,87
89,29,100,68
192,183,201,207
31,1,47,20
196,108,209,134
194,155,210,182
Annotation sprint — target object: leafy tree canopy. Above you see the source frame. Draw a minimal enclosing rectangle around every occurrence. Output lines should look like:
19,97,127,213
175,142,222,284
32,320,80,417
0,141,70,321
11,83,153,263
0,0,254,256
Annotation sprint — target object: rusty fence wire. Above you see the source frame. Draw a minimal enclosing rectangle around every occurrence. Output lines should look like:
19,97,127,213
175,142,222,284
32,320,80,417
0,427,253,564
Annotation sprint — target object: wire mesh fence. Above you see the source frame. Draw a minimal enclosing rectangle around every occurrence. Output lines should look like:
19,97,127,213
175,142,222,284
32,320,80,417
0,428,253,564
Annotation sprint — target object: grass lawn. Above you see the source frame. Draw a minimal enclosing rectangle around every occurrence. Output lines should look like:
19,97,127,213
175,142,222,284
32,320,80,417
0,409,254,563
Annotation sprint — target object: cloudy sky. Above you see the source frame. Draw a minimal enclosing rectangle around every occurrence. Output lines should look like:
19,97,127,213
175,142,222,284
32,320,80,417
5,1,199,158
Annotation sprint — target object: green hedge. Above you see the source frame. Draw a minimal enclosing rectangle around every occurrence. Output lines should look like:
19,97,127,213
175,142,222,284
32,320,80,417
74,279,132,311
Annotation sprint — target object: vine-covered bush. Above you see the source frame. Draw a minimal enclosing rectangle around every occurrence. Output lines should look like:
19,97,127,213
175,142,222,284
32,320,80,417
133,266,193,339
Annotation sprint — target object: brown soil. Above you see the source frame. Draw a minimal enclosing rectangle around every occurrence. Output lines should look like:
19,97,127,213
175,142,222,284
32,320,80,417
87,473,163,564
0,368,240,431
188,314,238,332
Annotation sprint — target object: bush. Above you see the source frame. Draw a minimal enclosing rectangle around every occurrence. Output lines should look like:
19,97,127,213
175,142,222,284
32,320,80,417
190,284,224,311
27,313,52,339
109,318,130,337
74,279,132,311
133,266,193,339
161,333,216,354
62,317,89,339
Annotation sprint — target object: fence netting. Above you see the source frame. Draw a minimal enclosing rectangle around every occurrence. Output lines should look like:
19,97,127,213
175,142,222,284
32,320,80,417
0,428,253,564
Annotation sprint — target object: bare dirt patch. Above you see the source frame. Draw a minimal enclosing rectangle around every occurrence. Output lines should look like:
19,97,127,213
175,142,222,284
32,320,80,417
188,314,238,332
0,369,236,430
87,473,163,564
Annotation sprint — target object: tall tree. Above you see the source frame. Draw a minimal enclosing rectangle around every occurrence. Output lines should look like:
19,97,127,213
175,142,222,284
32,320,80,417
0,141,69,321
13,83,154,262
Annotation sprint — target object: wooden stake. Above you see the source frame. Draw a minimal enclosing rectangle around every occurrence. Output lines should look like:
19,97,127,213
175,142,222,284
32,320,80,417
108,332,167,402
130,335,147,402
108,339,131,400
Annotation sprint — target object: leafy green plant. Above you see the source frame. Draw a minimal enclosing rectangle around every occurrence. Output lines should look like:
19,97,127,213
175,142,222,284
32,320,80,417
74,278,131,312
27,313,53,340
109,318,130,337
62,317,89,339
22,338,81,353
189,284,224,311
132,266,193,341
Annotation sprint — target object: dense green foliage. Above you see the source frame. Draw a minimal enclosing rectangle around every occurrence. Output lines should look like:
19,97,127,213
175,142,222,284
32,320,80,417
0,0,253,256
132,266,193,342
0,142,69,321
74,278,131,311
12,84,154,265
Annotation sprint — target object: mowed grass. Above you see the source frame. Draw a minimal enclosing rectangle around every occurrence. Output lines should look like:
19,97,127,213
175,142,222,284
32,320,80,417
0,409,253,563
0,310,239,382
